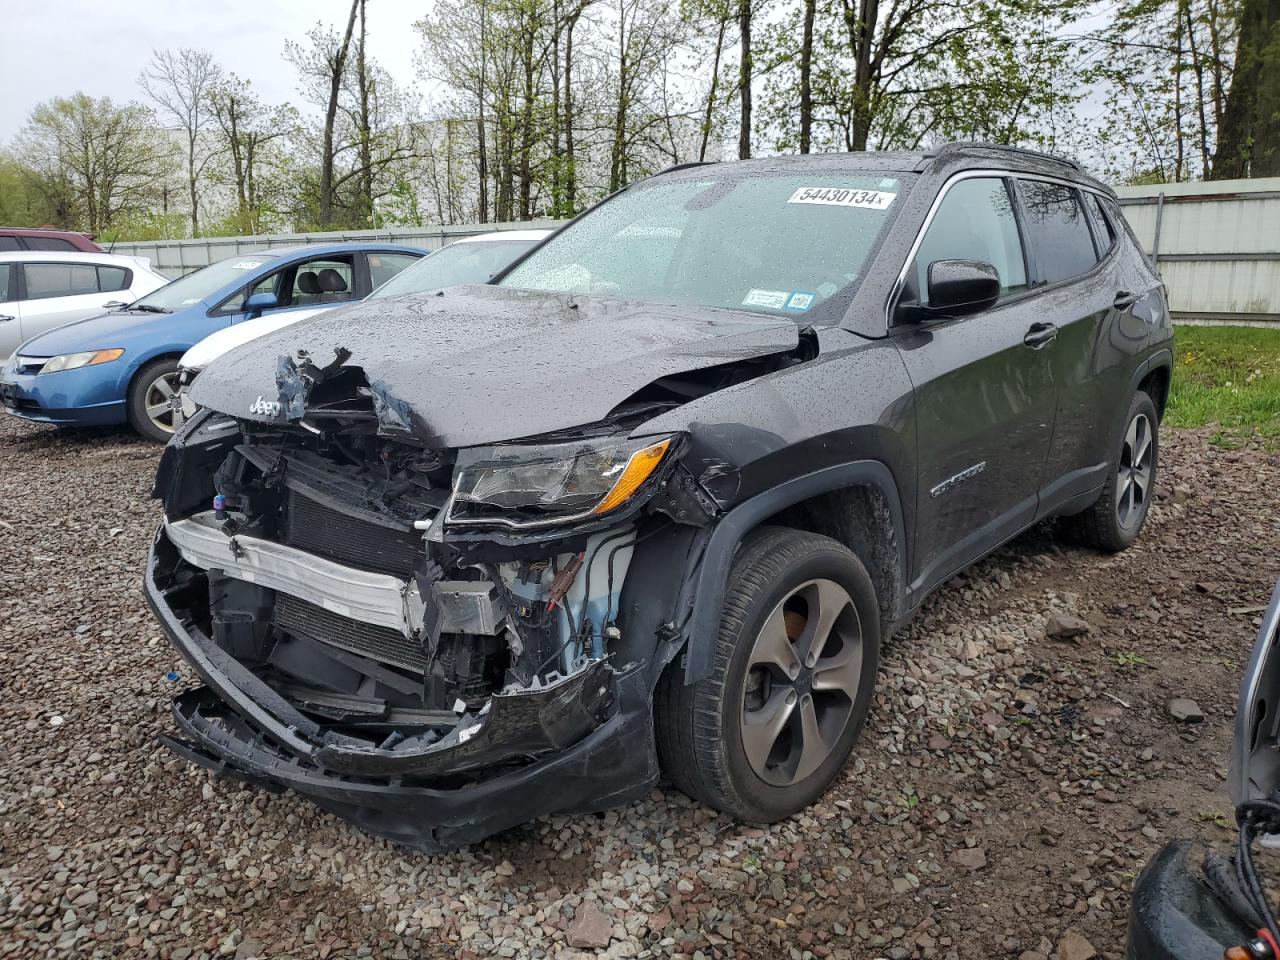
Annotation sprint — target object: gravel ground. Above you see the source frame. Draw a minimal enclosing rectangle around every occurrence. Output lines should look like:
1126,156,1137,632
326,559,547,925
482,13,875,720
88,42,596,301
2,414,1278,960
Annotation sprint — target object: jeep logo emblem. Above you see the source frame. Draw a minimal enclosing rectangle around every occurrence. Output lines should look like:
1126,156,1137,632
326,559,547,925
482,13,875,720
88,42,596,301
248,395,281,417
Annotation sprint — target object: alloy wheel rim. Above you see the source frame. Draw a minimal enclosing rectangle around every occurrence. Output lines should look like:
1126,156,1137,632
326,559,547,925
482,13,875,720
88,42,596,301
740,578,862,787
1116,412,1153,530
144,372,182,434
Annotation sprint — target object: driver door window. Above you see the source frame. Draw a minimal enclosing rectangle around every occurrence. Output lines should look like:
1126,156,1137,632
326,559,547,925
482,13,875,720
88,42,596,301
290,258,354,306
910,178,1027,305
217,255,355,315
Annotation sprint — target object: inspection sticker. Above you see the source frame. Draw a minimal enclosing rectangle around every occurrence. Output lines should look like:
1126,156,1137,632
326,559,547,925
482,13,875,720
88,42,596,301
787,187,896,209
742,288,790,309
785,291,816,312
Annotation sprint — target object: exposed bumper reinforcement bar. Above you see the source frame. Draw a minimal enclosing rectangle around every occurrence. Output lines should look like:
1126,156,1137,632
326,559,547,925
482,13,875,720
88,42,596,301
166,513,424,636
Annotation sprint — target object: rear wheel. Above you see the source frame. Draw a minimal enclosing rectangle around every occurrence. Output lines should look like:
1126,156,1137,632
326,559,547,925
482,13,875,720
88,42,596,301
655,526,880,822
1060,390,1159,551
127,357,183,443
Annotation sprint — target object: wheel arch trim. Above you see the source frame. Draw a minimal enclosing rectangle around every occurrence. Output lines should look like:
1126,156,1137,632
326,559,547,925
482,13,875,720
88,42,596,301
679,460,908,685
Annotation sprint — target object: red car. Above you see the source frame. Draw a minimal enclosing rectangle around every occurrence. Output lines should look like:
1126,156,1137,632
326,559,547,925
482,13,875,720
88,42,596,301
0,227,103,253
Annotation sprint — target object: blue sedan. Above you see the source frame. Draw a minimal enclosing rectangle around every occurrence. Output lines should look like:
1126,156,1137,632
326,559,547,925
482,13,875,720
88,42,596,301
0,242,424,441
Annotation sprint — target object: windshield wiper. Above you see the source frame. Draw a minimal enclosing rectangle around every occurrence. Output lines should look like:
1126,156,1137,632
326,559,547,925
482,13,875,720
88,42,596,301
131,304,172,314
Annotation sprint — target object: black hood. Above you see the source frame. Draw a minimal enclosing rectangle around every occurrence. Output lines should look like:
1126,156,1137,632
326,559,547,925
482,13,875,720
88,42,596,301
190,284,802,448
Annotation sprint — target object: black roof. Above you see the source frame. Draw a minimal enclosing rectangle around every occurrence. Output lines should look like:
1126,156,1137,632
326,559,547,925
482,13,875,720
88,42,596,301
652,142,1106,192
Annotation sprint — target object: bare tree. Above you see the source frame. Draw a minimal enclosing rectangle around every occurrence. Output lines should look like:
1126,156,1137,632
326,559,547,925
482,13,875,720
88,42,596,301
207,74,293,233
285,2,360,226
16,94,171,234
138,48,221,235
738,0,752,158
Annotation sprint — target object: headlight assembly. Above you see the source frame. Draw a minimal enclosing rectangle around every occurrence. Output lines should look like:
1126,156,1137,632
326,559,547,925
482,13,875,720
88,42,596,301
40,348,124,374
448,434,675,529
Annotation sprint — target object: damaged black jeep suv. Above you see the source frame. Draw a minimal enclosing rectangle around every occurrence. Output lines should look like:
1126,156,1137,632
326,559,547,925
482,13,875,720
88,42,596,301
147,143,1173,851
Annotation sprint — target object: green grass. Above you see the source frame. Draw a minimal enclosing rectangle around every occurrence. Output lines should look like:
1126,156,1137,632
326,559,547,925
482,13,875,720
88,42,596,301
1166,325,1280,447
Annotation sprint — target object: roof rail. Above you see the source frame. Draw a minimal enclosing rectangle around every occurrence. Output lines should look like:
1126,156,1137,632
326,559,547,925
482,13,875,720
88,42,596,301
653,161,718,176
922,142,1082,172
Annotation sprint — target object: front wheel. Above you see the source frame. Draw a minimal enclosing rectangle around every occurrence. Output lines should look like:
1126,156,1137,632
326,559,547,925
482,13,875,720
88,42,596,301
655,526,881,822
1060,390,1159,551
127,357,183,443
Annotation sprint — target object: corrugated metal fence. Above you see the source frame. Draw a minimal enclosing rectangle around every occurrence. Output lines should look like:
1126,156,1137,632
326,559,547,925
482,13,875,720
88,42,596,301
113,178,1280,322
109,220,564,275
1113,177,1280,322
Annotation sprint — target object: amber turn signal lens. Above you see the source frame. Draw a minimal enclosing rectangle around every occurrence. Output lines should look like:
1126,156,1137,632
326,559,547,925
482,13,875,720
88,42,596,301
592,438,672,515
90,348,125,365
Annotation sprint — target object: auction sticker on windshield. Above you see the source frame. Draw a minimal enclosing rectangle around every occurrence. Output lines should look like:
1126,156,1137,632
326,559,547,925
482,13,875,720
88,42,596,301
787,187,896,209
742,289,790,309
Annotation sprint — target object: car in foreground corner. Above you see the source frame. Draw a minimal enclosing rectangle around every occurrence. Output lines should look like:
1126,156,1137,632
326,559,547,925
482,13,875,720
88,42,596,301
149,143,1172,852
0,252,170,358
0,242,423,441
1125,580,1280,959
172,230,550,427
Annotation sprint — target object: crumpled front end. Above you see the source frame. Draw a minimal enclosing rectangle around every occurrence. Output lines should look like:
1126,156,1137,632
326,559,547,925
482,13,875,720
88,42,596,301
146,399,716,851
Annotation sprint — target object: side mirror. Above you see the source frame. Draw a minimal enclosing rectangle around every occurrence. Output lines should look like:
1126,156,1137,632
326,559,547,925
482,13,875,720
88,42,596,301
103,300,128,310
896,259,1000,324
244,291,278,318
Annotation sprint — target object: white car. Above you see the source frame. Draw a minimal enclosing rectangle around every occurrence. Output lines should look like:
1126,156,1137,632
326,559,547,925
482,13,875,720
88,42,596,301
176,230,551,422
0,251,170,358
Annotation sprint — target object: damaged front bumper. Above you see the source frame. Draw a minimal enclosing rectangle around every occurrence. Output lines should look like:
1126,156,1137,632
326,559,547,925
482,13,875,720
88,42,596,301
146,523,661,851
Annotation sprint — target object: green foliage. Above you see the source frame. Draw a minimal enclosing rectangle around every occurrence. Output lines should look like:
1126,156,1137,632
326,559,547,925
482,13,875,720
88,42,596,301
1167,325,1280,446
0,154,62,228
97,211,190,244
756,0,1082,154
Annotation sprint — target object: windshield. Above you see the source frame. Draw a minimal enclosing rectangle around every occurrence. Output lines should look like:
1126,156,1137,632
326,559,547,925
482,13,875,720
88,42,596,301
501,171,907,320
370,238,540,300
130,255,274,312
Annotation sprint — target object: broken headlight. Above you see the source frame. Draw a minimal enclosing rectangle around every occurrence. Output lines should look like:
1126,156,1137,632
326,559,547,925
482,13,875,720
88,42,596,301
447,434,673,529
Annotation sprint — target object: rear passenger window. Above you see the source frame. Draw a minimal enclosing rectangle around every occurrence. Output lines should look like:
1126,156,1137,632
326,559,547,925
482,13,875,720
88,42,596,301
25,236,77,252
911,177,1027,304
97,266,130,292
0,265,10,299
0,237,20,252
1017,181,1098,284
24,263,100,300
1084,193,1117,252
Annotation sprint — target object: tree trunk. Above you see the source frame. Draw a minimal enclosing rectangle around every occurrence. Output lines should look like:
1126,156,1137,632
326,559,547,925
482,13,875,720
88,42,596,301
1184,0,1212,177
1213,0,1280,177
799,0,815,153
700,17,727,161
518,20,536,220
357,0,373,226
1174,1,1185,182
738,0,752,159
565,10,578,213
188,129,199,236
610,0,629,191
320,0,360,226
477,1,489,223
849,0,879,151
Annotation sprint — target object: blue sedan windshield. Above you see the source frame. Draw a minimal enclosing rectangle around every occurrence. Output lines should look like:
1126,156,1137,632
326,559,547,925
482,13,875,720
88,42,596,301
370,239,539,300
130,255,274,312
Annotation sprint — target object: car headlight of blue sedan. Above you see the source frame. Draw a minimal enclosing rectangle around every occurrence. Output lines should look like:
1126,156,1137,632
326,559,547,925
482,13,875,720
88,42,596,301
39,348,125,374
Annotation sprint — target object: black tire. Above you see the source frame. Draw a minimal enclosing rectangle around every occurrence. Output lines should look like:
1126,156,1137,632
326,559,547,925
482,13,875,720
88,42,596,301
655,526,881,822
1060,390,1159,552
127,357,183,443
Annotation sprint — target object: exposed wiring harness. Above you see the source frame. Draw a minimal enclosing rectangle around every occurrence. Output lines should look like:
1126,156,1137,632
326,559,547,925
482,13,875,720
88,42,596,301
1235,799,1280,946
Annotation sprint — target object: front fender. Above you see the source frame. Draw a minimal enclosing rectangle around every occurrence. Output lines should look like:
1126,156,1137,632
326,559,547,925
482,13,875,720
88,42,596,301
678,459,907,684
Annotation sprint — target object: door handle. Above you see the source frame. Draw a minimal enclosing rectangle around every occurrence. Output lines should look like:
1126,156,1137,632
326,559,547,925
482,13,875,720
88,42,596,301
1113,290,1140,310
0,315,13,322
1023,322,1058,348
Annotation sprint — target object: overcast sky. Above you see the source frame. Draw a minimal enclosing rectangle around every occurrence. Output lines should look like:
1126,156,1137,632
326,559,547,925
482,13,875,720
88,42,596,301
0,0,431,142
